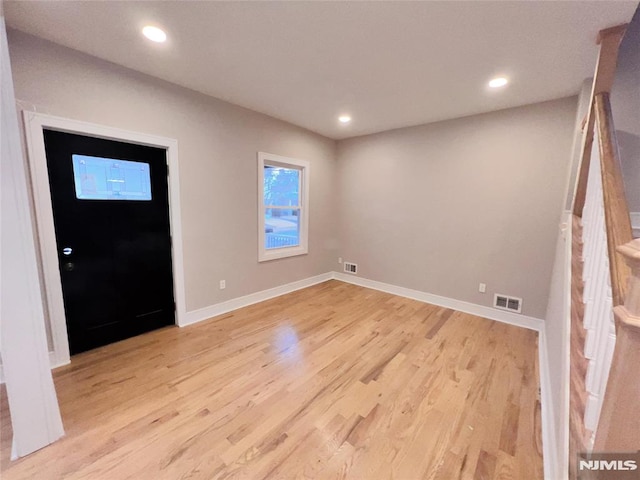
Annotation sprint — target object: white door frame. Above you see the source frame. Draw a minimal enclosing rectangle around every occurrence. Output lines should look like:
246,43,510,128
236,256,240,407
22,111,187,367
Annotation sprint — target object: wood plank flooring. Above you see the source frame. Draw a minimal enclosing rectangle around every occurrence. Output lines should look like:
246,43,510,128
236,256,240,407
0,280,542,479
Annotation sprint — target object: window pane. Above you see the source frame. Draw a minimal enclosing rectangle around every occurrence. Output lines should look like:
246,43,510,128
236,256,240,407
72,154,151,201
264,166,299,206
265,208,300,249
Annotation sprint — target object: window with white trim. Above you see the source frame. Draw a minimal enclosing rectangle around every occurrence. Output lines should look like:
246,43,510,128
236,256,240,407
258,152,310,262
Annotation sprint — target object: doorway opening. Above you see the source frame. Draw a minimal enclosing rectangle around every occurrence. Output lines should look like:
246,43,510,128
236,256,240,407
43,130,175,354
23,112,186,365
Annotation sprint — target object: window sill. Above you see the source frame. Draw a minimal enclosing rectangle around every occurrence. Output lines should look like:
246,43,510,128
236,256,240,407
258,245,308,262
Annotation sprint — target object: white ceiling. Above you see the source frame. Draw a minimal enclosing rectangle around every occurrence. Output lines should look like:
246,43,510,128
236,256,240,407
4,1,638,139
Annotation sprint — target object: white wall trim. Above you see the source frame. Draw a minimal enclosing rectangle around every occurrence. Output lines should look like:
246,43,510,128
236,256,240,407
21,112,187,362
1,17,64,457
182,272,333,326
331,272,544,331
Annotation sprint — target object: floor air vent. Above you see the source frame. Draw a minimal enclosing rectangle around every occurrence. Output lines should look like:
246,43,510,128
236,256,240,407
494,294,522,313
344,262,357,274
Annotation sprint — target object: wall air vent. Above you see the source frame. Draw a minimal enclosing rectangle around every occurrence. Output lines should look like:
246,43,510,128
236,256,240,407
494,294,522,313
344,262,357,274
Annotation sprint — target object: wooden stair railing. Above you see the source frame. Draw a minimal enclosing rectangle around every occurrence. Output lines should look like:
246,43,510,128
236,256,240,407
586,29,637,452
594,93,633,308
595,239,640,450
573,24,627,218
571,22,639,456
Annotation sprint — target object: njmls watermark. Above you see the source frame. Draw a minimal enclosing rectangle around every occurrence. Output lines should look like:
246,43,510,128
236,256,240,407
577,452,640,480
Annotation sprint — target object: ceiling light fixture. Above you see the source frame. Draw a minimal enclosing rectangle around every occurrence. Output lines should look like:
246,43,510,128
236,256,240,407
142,25,167,43
488,77,508,88
338,115,352,124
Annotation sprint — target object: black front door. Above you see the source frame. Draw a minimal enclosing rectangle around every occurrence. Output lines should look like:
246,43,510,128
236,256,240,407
43,130,175,355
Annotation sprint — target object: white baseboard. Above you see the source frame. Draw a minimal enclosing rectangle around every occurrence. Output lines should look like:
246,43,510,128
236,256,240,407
181,272,334,327
49,351,69,371
332,272,544,331
182,269,545,333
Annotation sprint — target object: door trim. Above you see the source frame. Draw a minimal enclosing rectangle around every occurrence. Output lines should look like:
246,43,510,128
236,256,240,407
23,111,186,367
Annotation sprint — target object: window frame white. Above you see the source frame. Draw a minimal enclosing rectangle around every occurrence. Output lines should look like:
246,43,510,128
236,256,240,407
257,152,310,262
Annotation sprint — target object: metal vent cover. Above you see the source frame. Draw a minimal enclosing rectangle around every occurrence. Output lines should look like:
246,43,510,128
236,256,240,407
344,262,357,274
494,294,522,313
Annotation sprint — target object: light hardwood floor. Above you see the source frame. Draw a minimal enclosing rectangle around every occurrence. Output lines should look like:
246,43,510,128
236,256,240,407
0,280,542,479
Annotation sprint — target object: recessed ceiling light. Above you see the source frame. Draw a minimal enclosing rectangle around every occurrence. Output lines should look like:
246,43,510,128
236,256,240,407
488,77,508,88
338,115,352,124
142,25,167,43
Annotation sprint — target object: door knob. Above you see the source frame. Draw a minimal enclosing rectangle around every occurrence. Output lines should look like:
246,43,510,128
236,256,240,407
62,247,73,256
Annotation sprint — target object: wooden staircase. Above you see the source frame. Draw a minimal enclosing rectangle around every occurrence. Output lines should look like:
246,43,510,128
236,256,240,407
569,21,639,478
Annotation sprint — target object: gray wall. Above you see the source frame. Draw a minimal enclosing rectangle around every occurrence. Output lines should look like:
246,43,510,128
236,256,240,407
9,28,579,324
8,30,339,313
337,97,577,318
612,7,640,213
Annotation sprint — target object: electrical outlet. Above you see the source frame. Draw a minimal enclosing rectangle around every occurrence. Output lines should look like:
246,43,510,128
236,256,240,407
479,283,486,293
219,280,226,290
338,257,343,264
